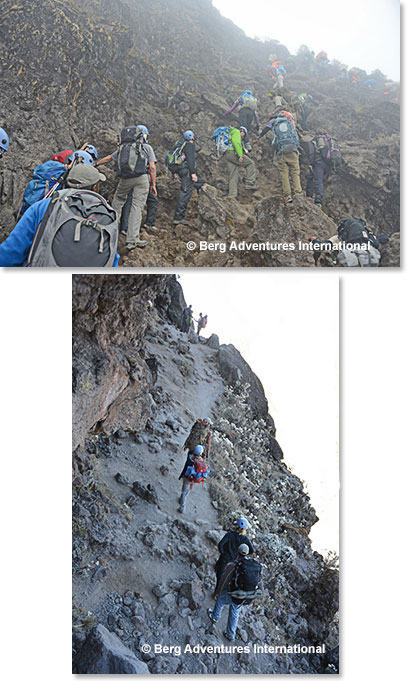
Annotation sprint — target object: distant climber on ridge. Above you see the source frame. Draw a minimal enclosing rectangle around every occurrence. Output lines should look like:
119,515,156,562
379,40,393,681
0,164,119,267
95,125,157,250
178,445,210,514
209,542,263,641
212,126,258,199
165,130,205,228
214,518,254,593
181,304,193,333
196,313,208,335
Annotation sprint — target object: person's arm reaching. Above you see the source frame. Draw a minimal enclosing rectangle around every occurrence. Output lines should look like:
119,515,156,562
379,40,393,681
224,99,239,115
149,162,157,196
95,154,113,167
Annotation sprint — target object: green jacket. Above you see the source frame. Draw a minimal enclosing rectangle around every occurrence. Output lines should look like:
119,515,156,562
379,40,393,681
229,127,244,158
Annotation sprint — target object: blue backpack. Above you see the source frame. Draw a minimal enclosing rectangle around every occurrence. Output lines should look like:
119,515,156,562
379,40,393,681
272,117,299,154
21,161,66,215
239,90,257,110
212,126,232,156
277,64,286,76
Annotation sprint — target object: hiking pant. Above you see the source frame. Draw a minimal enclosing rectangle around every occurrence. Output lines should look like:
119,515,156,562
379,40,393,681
223,149,256,198
121,188,159,231
112,174,149,245
179,477,192,511
273,74,284,89
174,168,205,221
276,152,302,197
238,108,255,132
337,245,381,267
306,160,328,204
212,590,242,640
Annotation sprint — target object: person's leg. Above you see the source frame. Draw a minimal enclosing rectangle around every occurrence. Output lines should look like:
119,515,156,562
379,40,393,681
112,178,136,224
178,477,191,512
224,152,240,198
277,156,291,197
120,190,133,233
174,170,194,221
226,601,242,640
367,245,381,266
313,162,325,204
287,153,302,193
211,590,229,621
145,190,158,226
126,174,150,245
306,170,314,197
240,155,256,185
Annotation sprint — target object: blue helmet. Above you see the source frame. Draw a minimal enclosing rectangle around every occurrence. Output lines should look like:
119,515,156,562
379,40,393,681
137,125,149,141
193,445,204,456
85,144,98,159
240,126,248,135
235,517,249,529
69,150,94,165
0,127,9,156
183,130,195,141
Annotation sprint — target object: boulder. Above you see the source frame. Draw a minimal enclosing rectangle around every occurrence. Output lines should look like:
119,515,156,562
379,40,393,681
207,333,220,349
73,624,149,674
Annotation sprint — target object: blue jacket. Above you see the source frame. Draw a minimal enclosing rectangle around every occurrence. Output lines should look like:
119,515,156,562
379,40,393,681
0,198,120,267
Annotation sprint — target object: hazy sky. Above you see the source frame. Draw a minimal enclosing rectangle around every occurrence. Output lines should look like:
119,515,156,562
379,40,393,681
180,272,339,556
213,0,400,81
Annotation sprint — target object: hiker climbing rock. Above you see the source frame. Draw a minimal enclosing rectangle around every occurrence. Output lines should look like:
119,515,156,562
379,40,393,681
315,51,329,72
165,130,205,228
209,543,263,641
297,93,314,130
0,127,9,158
269,62,287,90
181,304,194,333
95,125,157,250
214,518,254,593
177,446,210,513
212,126,258,198
0,164,119,267
312,218,386,267
224,90,260,146
120,163,159,237
306,134,342,208
257,112,302,203
196,313,208,335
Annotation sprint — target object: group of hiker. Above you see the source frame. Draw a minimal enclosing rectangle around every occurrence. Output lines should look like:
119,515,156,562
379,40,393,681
178,417,263,641
181,305,208,334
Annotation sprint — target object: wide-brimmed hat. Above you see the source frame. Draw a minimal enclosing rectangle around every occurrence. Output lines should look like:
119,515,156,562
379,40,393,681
66,164,106,188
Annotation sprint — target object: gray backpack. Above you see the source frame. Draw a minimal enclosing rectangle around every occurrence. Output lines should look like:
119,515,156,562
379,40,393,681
27,189,118,267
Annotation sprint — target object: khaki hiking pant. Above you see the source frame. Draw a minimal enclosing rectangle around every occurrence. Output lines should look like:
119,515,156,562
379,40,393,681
223,149,256,198
277,151,302,198
112,174,150,245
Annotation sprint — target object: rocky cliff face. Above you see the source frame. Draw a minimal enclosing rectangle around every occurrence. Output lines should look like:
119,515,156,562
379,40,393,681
72,274,339,674
0,0,399,266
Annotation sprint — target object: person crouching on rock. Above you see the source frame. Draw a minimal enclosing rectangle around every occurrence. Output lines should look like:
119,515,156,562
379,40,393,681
209,543,263,641
214,517,254,594
178,445,210,514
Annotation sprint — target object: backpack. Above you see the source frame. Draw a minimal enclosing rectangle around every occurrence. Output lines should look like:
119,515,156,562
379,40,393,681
185,458,210,488
21,161,66,215
165,139,187,169
117,127,148,178
337,218,380,248
272,117,299,154
230,558,263,605
239,91,257,111
201,316,207,328
313,135,342,169
212,126,232,156
26,188,118,267
277,64,286,76
185,419,211,449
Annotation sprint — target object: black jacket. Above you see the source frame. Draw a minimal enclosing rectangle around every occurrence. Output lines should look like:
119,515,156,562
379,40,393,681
183,142,197,175
217,530,254,563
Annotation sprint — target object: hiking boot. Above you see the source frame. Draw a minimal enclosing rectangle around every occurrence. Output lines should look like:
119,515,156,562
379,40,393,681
208,609,219,623
144,224,158,233
223,631,234,641
126,243,136,251
135,240,148,248
244,183,259,190
173,219,191,227
120,229,127,235
315,202,322,208
224,195,237,200
177,506,185,514
286,195,293,203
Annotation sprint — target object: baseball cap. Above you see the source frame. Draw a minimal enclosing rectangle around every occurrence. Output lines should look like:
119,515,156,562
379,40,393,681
66,164,106,188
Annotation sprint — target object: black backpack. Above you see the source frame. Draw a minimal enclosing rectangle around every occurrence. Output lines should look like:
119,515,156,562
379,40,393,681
27,189,118,267
117,126,148,178
338,218,379,248
230,558,263,605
